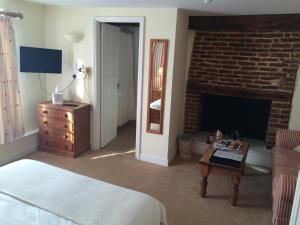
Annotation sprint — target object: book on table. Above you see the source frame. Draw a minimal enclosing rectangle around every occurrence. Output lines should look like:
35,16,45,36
213,140,241,152
209,150,244,168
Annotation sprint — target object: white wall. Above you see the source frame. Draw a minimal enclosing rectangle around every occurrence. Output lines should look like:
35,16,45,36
168,10,189,162
186,30,196,79
289,68,300,131
0,0,45,164
44,6,180,164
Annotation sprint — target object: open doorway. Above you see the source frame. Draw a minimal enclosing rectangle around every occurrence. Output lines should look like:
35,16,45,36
92,17,144,160
101,22,139,153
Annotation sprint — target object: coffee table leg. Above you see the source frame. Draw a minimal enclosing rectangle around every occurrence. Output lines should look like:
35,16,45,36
231,177,240,206
200,165,209,197
201,176,208,197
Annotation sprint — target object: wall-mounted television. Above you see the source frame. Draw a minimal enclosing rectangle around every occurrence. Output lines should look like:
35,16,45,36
20,46,62,74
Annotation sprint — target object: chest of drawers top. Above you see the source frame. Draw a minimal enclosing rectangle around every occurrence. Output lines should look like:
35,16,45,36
38,101,90,119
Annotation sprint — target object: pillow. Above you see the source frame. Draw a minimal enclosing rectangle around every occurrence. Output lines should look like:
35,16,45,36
293,145,300,153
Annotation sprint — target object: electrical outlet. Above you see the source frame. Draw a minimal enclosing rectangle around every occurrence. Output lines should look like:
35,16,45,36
72,61,90,80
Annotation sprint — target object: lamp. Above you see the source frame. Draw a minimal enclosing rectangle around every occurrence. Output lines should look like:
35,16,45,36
64,33,84,43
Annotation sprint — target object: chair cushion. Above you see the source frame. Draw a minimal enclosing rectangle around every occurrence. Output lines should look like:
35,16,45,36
272,175,297,225
273,174,297,201
273,147,300,179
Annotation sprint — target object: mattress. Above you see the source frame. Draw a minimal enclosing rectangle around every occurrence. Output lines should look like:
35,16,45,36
0,159,167,225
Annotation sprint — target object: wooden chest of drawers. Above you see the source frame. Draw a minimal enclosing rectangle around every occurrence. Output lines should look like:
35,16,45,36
37,101,90,158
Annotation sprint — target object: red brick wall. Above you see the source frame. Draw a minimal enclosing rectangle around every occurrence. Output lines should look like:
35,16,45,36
185,30,300,146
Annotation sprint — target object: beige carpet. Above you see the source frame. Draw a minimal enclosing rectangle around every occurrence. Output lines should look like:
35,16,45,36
25,123,272,225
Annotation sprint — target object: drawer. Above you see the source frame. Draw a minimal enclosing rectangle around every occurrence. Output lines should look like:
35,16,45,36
38,106,73,122
39,127,74,143
39,116,74,133
39,136,73,152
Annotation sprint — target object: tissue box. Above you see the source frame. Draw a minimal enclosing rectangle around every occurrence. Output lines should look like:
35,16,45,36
52,92,63,105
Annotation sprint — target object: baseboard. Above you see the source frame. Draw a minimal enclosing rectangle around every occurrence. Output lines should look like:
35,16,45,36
0,143,37,166
0,130,38,166
168,151,178,166
140,154,169,167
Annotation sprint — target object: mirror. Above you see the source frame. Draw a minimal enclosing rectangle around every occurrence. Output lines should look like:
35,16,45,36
147,39,168,134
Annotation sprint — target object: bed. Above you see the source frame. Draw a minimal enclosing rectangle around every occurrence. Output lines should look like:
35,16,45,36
150,99,161,111
0,160,167,225
150,99,161,125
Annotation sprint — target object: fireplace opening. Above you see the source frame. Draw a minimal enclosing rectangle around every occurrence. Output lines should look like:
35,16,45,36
200,94,272,140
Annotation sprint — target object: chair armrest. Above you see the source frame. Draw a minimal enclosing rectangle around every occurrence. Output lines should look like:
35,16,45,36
273,174,297,201
276,129,300,149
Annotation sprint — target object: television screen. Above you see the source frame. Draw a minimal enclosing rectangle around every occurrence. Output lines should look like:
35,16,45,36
20,46,62,74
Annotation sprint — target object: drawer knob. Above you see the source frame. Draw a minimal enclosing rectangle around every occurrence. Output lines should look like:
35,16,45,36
64,124,68,129
43,121,48,126
63,134,68,139
43,110,48,115
64,114,68,118
64,145,68,149
44,131,49,135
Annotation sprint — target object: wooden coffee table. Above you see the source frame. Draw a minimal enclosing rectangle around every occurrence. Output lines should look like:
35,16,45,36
199,142,249,206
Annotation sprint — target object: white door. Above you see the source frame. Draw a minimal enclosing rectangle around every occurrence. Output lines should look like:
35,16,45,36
100,23,120,148
117,32,135,127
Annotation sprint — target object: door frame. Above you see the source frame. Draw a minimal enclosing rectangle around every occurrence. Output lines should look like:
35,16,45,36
92,16,145,160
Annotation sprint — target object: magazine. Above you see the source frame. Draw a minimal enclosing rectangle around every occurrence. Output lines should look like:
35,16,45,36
213,140,241,152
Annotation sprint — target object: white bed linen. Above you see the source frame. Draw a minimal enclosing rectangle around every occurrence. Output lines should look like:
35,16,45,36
0,160,167,225
150,99,161,110
0,193,77,225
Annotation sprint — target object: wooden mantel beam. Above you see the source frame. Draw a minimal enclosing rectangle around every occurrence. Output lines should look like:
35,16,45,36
187,80,293,102
189,14,300,31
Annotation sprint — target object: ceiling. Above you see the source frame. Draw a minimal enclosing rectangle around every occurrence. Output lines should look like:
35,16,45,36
24,0,300,15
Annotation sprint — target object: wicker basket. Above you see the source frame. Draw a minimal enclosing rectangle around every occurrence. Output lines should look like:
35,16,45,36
178,135,193,158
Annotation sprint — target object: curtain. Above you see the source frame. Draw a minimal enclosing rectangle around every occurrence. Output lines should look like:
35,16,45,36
0,17,24,144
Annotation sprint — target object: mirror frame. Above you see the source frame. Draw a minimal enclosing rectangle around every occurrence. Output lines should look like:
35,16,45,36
146,39,169,135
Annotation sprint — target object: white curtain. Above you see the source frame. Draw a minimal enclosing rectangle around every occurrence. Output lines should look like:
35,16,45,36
0,17,24,144
118,32,136,127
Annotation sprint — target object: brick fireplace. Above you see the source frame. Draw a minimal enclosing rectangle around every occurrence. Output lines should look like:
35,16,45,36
184,20,300,147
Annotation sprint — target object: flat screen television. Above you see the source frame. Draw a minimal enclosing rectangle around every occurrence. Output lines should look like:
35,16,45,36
20,46,62,74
